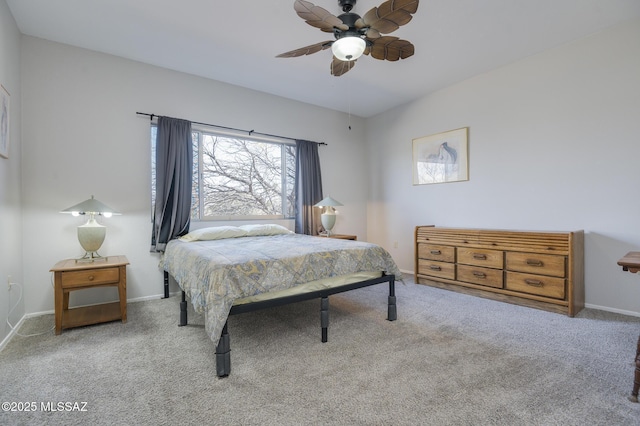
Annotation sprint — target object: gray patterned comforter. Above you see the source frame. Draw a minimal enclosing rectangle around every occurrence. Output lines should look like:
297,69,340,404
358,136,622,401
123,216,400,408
162,234,401,345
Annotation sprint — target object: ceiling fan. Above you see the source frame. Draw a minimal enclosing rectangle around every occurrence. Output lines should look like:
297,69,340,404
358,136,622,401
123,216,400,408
277,0,419,76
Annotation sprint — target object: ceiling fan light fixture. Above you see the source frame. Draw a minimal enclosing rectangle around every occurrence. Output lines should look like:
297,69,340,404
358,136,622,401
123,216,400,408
332,36,366,61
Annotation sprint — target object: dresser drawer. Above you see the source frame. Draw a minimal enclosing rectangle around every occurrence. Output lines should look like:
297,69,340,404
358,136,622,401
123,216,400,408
457,265,503,288
418,243,455,263
457,248,503,269
505,252,566,277
61,267,120,289
417,259,456,280
505,272,565,299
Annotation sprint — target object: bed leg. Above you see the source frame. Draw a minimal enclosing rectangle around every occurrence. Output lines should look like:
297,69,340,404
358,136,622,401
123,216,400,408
163,271,170,299
216,322,231,378
387,278,397,321
179,291,188,326
321,296,329,343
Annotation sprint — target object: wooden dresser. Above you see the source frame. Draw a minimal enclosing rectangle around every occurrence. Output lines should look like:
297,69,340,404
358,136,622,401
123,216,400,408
415,226,584,316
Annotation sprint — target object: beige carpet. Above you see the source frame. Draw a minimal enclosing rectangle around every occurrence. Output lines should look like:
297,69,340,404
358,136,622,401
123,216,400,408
1,275,640,425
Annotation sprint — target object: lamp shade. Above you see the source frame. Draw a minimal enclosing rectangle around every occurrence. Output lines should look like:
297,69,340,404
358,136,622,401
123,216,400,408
60,195,119,216
314,196,344,208
331,37,366,61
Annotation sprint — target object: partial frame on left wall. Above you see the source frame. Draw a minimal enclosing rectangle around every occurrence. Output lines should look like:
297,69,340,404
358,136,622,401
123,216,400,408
0,84,9,159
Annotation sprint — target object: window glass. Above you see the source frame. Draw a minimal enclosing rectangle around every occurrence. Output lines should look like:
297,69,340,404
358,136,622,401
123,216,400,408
151,125,295,221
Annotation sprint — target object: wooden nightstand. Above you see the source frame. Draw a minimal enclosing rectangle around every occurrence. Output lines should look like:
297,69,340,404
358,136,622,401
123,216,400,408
50,255,129,335
328,234,357,240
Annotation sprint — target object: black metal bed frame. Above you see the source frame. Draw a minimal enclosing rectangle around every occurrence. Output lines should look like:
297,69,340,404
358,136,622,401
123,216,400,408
166,271,397,377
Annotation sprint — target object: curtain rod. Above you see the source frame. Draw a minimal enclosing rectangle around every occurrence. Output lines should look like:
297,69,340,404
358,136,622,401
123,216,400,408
136,112,327,146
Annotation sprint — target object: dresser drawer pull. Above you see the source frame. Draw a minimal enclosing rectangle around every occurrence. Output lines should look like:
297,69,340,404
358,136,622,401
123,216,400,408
429,265,442,271
430,250,441,255
88,275,95,281
473,254,487,260
526,259,544,267
524,279,543,287
472,271,486,278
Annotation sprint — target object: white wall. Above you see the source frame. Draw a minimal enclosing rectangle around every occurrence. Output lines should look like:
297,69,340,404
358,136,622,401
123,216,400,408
0,0,23,346
20,36,367,315
366,19,640,315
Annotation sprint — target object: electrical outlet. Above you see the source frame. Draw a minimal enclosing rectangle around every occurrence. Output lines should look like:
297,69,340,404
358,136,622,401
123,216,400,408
393,241,398,249
7,275,11,291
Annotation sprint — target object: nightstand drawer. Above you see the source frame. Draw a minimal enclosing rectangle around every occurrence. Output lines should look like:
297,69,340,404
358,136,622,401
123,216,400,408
61,267,120,288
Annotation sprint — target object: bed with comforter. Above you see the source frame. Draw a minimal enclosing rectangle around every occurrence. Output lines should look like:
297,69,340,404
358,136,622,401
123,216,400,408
161,224,402,377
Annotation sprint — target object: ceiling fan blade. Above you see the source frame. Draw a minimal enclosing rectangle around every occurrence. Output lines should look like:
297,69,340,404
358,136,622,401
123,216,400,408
364,28,381,40
294,0,349,33
277,41,333,58
368,36,415,61
361,0,419,35
330,57,356,77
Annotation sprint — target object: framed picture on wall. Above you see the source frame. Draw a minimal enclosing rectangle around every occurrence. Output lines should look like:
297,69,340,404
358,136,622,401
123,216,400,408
412,127,468,185
0,84,9,159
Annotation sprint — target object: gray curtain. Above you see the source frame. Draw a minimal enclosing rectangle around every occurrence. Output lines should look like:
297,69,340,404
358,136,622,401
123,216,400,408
151,117,193,252
294,140,323,235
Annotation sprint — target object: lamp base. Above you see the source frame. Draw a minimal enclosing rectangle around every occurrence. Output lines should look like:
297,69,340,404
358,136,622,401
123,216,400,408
321,212,336,237
76,251,106,262
77,217,106,262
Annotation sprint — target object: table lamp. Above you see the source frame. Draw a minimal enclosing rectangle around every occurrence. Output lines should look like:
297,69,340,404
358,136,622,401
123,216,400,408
60,195,119,260
314,196,343,237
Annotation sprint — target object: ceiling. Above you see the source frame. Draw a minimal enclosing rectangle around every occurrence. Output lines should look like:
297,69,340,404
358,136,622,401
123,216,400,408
7,0,640,118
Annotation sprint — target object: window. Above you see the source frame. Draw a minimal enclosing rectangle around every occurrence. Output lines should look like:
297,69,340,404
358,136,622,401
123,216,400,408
152,125,296,221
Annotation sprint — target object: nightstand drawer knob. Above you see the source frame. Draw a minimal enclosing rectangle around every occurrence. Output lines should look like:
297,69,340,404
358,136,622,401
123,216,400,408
88,275,94,281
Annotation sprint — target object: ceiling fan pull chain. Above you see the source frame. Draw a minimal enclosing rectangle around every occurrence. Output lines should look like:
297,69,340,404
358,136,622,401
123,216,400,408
348,75,352,130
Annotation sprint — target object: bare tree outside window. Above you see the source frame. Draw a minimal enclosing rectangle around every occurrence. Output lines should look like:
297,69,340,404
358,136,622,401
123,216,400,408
200,134,294,218
152,126,295,221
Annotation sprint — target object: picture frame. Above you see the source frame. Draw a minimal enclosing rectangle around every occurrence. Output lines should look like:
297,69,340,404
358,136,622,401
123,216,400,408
412,127,468,185
0,84,9,159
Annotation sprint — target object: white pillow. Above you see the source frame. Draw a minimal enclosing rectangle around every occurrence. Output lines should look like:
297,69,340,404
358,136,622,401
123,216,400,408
239,224,293,237
179,226,248,242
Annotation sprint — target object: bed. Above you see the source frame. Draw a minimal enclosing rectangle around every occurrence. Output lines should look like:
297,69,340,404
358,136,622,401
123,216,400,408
161,224,402,377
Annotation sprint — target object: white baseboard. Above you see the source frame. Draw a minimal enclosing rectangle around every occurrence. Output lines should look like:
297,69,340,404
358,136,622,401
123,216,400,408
408,269,640,318
25,293,174,318
585,303,640,318
0,314,27,352
0,293,178,352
